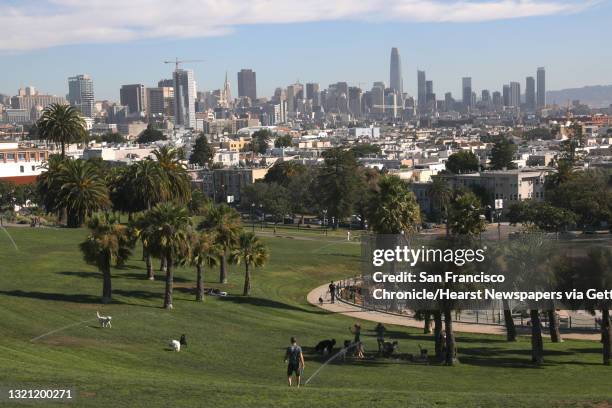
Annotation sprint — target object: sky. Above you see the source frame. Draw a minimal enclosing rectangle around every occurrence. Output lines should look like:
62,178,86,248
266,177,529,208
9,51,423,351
0,0,610,101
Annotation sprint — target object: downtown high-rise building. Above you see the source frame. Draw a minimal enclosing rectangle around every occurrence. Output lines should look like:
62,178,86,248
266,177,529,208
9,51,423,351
146,86,174,117
237,69,257,101
120,84,146,116
67,74,94,117
306,83,320,106
502,85,510,107
173,69,196,128
462,77,472,109
389,47,403,95
417,70,426,113
509,82,521,108
525,76,536,111
537,67,546,109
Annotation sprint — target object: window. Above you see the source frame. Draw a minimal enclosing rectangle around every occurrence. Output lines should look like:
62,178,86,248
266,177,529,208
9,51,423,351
0,153,4,160
20,165,24,173
18,153,26,161
30,152,37,160
7,153,15,161
31,166,36,171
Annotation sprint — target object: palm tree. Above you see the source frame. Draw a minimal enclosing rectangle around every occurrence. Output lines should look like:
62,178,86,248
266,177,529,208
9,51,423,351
79,214,133,303
132,159,168,210
231,232,269,296
144,203,192,309
36,154,66,219
152,146,191,204
427,176,452,235
57,159,110,228
190,231,220,301
556,247,612,365
198,204,242,283
129,213,155,280
366,175,421,235
37,104,87,158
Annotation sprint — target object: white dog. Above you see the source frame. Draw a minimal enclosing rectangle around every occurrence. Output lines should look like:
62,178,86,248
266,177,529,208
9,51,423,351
170,339,181,352
96,311,112,328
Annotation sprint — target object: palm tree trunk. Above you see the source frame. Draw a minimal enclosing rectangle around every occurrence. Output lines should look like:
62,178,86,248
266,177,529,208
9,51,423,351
530,309,544,365
243,262,251,296
434,311,443,361
547,309,562,343
423,314,432,334
443,308,457,365
601,308,611,366
61,141,65,158
101,255,112,304
163,250,174,310
196,264,204,302
220,249,228,283
160,256,167,273
503,300,517,342
144,246,154,280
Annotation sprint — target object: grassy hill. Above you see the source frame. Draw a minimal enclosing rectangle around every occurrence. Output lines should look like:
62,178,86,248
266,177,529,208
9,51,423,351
0,227,610,407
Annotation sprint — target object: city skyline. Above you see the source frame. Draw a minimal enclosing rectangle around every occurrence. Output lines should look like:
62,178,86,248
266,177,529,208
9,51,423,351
1,1,610,100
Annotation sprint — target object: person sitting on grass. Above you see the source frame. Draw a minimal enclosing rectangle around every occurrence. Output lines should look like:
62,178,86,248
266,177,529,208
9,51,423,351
284,336,304,387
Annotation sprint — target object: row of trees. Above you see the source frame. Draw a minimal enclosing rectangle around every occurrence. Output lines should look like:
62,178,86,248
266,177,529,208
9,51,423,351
363,173,611,366
80,203,268,309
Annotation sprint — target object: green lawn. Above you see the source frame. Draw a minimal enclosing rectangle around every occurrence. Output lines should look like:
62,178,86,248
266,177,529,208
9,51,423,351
0,227,610,407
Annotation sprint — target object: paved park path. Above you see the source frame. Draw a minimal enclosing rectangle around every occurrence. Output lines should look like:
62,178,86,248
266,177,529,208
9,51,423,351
307,282,601,341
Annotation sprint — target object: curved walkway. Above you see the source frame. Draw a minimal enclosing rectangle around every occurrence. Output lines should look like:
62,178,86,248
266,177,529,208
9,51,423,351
307,282,600,341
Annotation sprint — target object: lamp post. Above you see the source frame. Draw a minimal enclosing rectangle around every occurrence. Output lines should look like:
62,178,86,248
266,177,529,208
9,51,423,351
260,204,264,230
322,209,328,236
251,203,255,233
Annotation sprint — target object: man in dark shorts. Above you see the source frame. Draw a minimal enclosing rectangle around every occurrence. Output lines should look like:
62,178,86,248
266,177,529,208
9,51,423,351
284,336,304,387
329,281,336,303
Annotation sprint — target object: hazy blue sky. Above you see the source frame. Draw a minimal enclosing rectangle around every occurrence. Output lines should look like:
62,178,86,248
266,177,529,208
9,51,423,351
0,0,610,101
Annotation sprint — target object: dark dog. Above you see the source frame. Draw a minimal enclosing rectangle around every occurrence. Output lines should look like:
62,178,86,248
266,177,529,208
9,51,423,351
180,334,187,348
314,339,336,355
382,341,398,357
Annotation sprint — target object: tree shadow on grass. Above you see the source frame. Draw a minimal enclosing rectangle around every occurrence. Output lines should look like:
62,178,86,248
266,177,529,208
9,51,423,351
0,289,108,304
56,271,191,283
218,295,328,315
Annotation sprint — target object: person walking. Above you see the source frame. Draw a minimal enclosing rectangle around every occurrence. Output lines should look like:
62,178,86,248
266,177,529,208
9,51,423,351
284,336,305,387
328,281,336,303
375,322,386,353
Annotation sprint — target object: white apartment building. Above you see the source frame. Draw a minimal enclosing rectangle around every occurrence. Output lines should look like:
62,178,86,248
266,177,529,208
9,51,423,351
0,142,49,184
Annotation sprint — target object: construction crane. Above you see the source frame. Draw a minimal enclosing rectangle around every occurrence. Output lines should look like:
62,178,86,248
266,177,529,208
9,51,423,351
163,58,204,71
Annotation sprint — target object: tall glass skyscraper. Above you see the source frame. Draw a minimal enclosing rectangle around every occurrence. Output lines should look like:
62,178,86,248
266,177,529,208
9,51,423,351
67,74,94,118
173,69,196,128
417,70,426,113
462,77,472,109
389,47,403,95
537,67,546,109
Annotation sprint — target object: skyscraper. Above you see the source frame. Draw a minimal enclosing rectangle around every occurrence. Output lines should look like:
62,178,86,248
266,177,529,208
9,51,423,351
237,69,257,101
509,82,521,108
146,86,174,117
537,67,546,109
502,85,510,107
173,69,196,128
306,83,320,106
389,47,403,95
462,77,472,109
525,76,536,111
417,70,426,112
67,74,94,117
120,84,146,115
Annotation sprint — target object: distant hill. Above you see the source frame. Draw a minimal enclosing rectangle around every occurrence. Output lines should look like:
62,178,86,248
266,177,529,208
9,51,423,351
547,85,612,108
